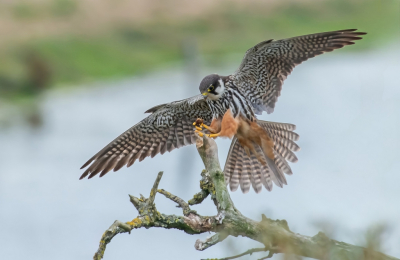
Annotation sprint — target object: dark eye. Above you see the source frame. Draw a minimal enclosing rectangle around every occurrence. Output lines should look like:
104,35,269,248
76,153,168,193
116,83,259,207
208,85,215,92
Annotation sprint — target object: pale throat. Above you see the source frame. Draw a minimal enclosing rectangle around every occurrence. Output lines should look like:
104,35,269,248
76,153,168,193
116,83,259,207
207,79,225,101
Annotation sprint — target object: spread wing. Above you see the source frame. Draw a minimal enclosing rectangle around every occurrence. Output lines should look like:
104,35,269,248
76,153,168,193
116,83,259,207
79,95,212,179
233,29,366,114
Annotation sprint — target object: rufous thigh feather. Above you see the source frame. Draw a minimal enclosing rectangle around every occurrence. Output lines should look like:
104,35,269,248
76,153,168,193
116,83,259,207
250,121,275,160
219,109,240,138
219,110,275,167
209,118,222,133
236,119,275,165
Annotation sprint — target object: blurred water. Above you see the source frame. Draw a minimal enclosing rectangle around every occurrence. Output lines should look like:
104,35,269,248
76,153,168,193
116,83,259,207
0,46,399,260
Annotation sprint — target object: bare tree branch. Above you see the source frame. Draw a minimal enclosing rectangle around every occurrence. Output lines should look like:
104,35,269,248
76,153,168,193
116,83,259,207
188,170,211,206
201,247,269,260
196,233,228,251
93,136,399,260
157,188,193,216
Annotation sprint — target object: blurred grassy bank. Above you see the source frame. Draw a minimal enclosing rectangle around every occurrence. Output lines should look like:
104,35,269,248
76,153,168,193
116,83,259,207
0,0,398,101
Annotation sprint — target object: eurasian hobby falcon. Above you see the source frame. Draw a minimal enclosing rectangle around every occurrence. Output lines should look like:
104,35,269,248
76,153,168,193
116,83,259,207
80,29,366,193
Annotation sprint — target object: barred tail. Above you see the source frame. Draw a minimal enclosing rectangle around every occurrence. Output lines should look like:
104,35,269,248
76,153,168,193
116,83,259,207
223,120,300,193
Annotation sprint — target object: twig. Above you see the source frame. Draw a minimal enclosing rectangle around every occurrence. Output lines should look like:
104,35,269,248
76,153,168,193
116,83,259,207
203,247,268,260
257,247,280,260
196,233,228,251
158,188,193,216
93,220,134,260
149,171,163,205
188,189,209,205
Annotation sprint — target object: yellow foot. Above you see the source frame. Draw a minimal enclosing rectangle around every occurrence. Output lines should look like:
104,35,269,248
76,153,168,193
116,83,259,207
193,119,214,132
193,118,204,127
193,118,211,130
195,130,205,137
193,118,219,138
200,123,213,132
207,133,220,138
195,130,220,139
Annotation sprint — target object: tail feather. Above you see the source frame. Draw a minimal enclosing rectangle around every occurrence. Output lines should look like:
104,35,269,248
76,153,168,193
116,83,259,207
266,128,299,141
273,136,298,163
249,153,263,193
229,142,244,192
258,121,296,131
261,165,273,191
275,152,293,175
240,157,252,193
265,156,286,187
254,144,273,191
224,120,300,193
224,138,239,184
273,134,300,152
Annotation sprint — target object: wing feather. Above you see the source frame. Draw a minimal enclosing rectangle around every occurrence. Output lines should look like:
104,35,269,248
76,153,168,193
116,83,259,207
233,29,366,114
80,95,212,179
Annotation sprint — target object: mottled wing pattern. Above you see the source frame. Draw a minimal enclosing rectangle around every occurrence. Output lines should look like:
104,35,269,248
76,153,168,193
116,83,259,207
80,95,212,179
233,29,366,114
224,120,300,193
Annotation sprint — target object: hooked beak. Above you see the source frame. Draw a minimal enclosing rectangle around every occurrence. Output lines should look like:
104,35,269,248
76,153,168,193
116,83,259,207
202,92,208,97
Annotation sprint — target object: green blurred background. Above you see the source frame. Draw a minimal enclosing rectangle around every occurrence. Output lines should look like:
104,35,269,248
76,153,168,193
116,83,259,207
1,1,400,259
0,0,398,102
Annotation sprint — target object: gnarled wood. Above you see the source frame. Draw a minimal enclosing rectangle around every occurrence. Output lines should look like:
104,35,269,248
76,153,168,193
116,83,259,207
93,136,398,260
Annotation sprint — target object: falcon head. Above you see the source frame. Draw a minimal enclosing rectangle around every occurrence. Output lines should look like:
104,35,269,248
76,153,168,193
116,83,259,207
199,74,225,101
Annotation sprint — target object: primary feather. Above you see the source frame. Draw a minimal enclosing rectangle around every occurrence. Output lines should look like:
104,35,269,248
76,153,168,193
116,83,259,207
80,95,212,179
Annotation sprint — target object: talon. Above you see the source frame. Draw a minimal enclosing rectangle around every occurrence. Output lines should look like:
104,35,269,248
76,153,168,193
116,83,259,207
200,123,214,133
196,131,204,137
195,126,202,131
194,118,204,127
207,133,220,138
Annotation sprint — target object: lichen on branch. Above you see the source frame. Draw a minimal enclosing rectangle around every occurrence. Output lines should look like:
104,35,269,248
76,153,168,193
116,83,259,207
93,136,399,260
